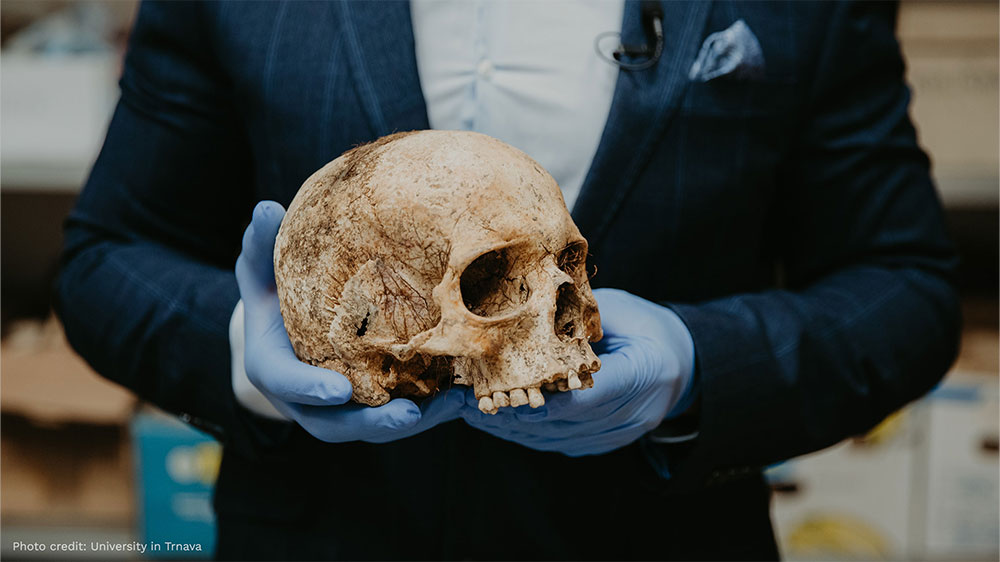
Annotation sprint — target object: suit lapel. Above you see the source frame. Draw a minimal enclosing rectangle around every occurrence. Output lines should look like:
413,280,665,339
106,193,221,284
339,0,710,247
338,0,430,135
572,0,711,246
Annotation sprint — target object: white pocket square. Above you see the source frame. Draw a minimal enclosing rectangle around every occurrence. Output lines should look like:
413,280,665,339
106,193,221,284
688,20,765,82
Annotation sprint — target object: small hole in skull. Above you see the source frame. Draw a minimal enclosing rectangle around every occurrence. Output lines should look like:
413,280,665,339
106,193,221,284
460,248,530,317
356,312,370,337
554,283,583,341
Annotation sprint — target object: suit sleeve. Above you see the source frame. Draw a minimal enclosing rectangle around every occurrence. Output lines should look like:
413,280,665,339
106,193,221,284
660,1,961,488
54,1,289,457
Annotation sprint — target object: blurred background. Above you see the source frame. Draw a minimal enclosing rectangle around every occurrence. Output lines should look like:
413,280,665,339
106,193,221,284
0,1,997,560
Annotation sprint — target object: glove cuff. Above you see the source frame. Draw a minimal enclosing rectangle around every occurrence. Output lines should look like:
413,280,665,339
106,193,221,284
230,300,290,421
659,304,698,420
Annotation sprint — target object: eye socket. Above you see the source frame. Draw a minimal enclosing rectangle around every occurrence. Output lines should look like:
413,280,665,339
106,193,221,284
460,247,530,317
557,241,588,280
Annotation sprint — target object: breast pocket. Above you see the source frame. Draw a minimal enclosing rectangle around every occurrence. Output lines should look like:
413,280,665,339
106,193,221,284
663,75,800,293
681,75,800,118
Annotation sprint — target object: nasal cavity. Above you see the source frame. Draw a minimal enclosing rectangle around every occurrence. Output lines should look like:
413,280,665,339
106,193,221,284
554,283,583,341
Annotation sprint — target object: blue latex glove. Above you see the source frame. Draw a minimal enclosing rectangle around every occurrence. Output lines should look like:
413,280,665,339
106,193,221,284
234,200,465,443
459,288,696,456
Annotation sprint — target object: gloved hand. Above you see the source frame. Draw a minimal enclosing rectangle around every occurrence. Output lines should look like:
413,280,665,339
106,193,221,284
234,200,464,443
458,288,696,456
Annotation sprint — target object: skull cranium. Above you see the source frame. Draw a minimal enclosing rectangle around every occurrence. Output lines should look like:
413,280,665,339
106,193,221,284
274,130,602,414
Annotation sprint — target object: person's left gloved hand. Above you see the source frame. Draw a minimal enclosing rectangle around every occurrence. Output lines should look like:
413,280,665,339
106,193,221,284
459,288,696,456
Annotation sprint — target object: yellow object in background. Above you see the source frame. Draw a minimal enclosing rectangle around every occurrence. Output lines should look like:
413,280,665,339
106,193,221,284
854,410,906,447
786,513,891,561
166,442,222,488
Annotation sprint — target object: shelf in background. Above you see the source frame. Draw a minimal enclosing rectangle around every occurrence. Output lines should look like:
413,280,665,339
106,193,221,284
1,53,118,193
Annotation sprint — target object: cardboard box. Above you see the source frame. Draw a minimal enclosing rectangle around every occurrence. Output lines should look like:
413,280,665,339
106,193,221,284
897,1,999,207
1,317,137,525
0,417,134,525
131,410,220,559
768,408,921,560
768,371,1000,561
1,317,223,559
1,317,136,425
921,373,999,559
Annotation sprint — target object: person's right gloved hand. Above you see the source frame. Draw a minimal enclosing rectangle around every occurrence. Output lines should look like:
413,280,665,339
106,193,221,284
234,200,465,443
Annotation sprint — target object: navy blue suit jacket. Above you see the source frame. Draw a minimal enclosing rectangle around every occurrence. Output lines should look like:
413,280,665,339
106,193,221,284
56,1,960,559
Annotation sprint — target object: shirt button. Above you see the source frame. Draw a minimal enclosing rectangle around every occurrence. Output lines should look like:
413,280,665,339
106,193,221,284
477,59,494,80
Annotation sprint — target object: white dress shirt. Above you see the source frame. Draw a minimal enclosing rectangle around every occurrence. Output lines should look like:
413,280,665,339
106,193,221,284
411,0,624,210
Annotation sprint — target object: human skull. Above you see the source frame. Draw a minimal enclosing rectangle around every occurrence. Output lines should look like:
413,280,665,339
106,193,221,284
274,130,602,414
